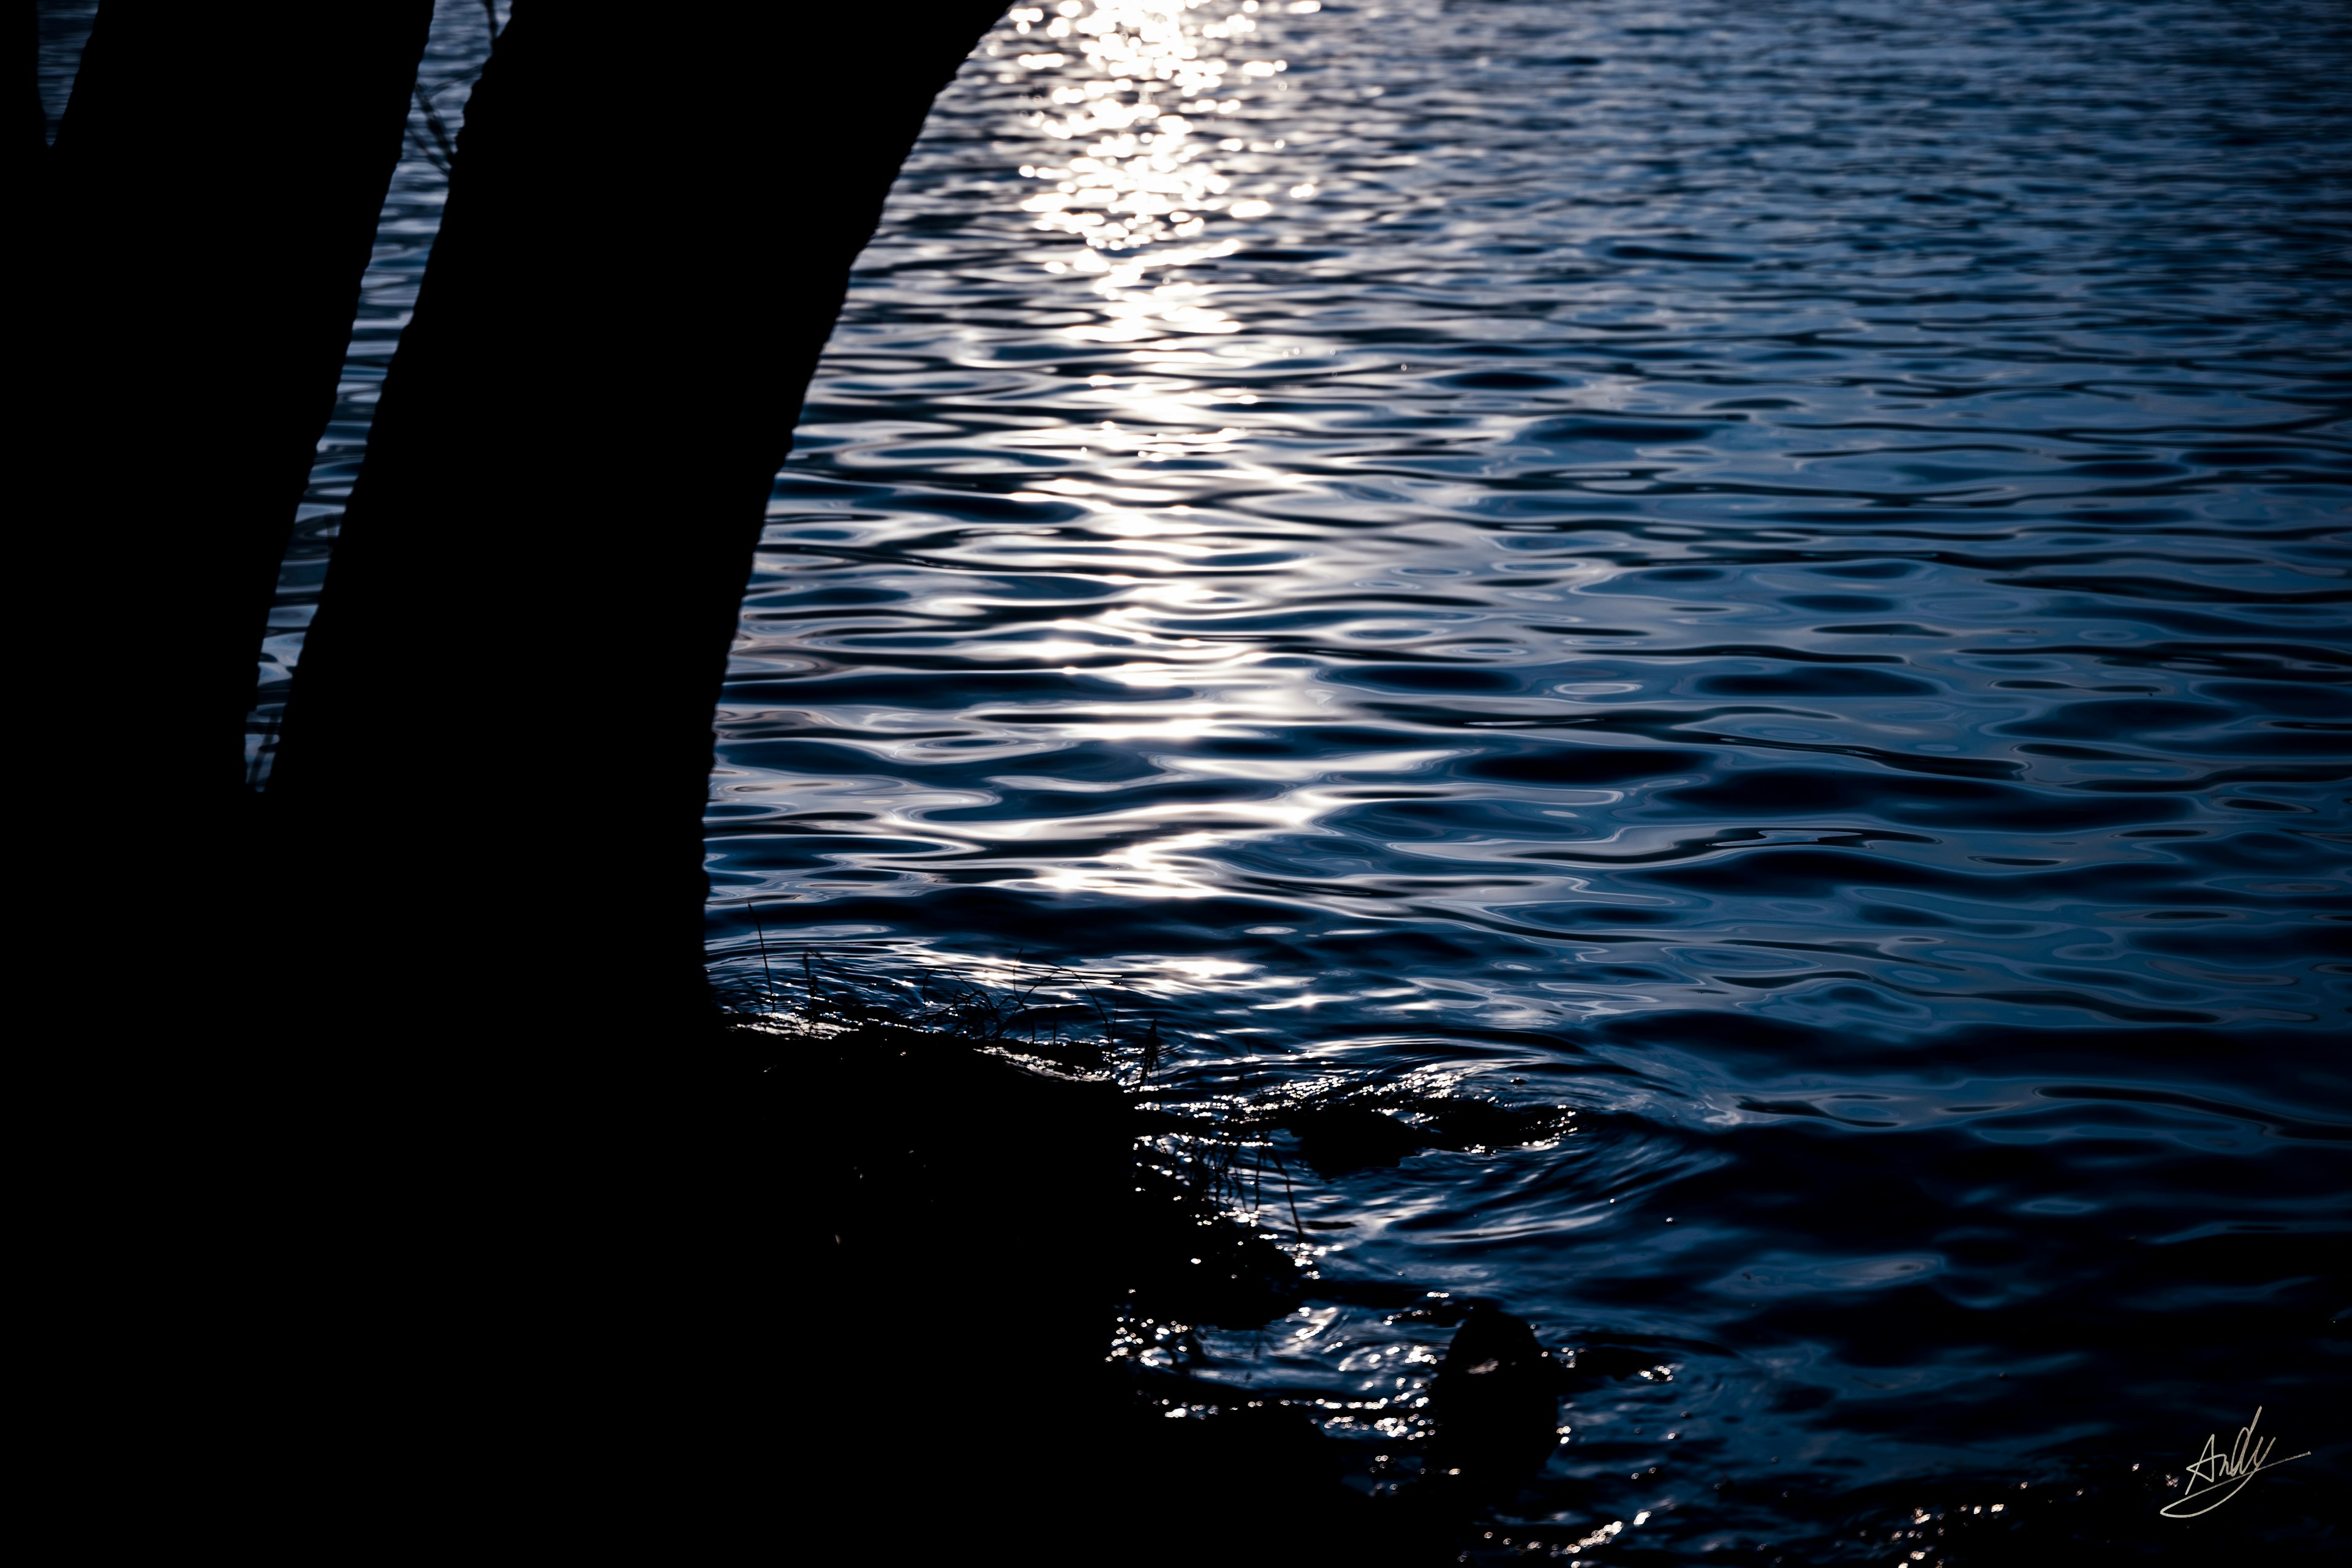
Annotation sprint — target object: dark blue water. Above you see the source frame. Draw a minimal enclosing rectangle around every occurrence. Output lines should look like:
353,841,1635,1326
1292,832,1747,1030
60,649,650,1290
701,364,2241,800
56,0,2349,1556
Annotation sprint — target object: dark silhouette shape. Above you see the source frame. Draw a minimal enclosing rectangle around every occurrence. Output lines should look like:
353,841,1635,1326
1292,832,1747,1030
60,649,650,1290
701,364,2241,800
1112,1386,1391,1565
1419,1302,1567,1509
769,1009,1133,1556
774,1001,1428,1565
33,10,1564,1560
1289,1102,1439,1174
1276,1091,1572,1175
28,4,432,1007
24,6,431,1545
23,6,43,157
27,6,1020,1555
1119,1163,1306,1325
265,3,1011,1043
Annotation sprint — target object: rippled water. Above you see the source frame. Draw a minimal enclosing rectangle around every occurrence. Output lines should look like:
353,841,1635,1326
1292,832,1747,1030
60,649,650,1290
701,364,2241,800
726,2,2350,1551
68,0,2352,1555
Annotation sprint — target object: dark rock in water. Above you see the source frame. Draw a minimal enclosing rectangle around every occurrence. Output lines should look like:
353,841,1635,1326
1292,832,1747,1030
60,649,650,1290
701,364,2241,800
1412,1096,1567,1154
1286,1102,1434,1175
1418,1303,1566,1509
1278,1093,1572,1176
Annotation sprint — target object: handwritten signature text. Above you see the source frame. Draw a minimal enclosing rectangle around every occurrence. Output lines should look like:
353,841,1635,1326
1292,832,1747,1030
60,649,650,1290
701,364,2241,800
2158,1407,2309,1519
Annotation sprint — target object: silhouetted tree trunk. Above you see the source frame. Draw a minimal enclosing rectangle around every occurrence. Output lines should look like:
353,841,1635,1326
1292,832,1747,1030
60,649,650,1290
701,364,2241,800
267,2,1009,1048
21,6,43,161
242,4,1022,1553
29,3,430,1016
24,4,432,1547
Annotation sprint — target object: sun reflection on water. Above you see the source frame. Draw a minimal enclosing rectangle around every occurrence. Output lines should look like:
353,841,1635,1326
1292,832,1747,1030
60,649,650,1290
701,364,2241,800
984,1,1326,345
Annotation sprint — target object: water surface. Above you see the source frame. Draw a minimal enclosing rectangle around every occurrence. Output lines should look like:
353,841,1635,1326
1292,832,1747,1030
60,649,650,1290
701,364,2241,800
192,0,2352,1556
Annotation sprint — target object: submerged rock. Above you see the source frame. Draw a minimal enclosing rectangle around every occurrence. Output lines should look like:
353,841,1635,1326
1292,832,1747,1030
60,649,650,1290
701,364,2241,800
1419,1303,1568,1509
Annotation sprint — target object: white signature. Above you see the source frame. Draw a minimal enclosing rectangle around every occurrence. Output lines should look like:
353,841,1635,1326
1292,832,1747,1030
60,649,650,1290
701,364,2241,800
2158,1406,2310,1518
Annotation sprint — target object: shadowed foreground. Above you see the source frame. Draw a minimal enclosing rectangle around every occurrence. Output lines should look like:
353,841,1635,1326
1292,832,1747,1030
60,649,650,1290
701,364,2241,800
747,965,1583,1562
